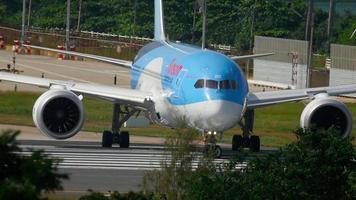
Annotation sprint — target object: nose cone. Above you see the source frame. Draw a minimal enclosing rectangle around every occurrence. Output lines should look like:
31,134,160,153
185,100,243,132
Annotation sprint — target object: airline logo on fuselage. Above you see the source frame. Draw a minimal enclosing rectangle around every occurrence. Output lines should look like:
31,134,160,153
168,59,183,76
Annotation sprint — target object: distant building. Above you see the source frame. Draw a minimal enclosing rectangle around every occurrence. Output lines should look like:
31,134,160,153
315,0,356,14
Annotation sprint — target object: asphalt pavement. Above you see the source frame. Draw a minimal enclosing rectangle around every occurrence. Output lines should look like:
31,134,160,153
17,139,233,196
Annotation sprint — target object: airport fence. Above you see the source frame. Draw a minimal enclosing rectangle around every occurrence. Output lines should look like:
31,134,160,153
0,26,236,59
0,26,145,60
330,44,356,96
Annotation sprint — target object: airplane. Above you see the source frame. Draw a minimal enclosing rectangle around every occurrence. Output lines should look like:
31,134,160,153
0,0,354,158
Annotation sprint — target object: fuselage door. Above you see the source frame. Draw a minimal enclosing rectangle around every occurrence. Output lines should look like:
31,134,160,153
175,69,187,99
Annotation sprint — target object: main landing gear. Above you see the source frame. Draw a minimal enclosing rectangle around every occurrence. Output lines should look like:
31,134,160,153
102,104,137,148
232,110,260,152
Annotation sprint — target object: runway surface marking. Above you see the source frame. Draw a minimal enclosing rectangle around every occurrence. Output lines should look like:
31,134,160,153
15,63,94,83
0,52,130,77
18,143,241,171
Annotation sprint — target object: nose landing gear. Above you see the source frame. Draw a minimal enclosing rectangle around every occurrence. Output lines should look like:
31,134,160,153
203,132,223,158
232,109,260,152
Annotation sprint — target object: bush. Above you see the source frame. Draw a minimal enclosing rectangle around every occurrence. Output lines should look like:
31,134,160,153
0,130,68,200
185,128,356,200
142,127,200,200
79,190,155,200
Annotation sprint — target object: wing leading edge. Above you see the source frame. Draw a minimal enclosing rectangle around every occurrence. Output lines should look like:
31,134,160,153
230,53,274,61
247,85,356,109
0,72,153,110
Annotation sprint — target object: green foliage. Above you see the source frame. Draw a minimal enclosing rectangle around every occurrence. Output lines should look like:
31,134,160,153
185,128,356,200
333,11,356,46
142,127,200,200
2,0,356,52
0,130,68,200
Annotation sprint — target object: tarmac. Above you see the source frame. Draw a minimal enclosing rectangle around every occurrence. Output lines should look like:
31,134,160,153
0,49,131,92
0,124,165,145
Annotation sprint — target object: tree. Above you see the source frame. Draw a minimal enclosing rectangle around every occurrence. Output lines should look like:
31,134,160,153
0,130,68,200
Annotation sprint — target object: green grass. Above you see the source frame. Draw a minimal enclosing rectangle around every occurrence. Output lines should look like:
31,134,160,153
0,91,355,147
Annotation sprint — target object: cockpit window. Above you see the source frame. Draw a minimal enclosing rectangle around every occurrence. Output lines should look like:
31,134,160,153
231,80,237,89
220,80,238,89
219,80,231,89
194,79,204,88
206,80,218,89
194,79,238,90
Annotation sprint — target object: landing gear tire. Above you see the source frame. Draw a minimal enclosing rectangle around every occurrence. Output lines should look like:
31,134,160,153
214,145,222,158
120,131,130,148
232,135,243,151
102,131,113,148
203,145,222,158
250,136,260,152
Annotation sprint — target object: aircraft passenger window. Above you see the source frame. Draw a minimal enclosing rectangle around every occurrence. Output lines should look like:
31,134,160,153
194,79,205,88
206,80,218,89
219,80,231,89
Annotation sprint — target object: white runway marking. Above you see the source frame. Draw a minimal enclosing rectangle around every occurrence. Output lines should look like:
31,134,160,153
18,144,238,171
20,59,131,77
16,62,94,83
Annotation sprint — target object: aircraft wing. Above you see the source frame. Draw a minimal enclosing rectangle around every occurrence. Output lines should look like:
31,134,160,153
230,53,274,61
247,84,356,109
0,72,153,110
23,45,132,68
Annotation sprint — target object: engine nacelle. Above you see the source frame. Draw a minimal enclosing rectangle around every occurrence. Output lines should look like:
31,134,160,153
33,89,84,139
300,97,352,138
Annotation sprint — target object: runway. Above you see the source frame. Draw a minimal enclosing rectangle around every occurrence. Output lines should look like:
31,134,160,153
18,140,239,171
17,139,255,194
18,140,167,194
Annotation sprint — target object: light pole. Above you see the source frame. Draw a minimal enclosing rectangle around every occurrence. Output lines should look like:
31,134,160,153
305,0,314,41
327,0,335,40
66,0,71,52
27,0,32,31
76,0,82,32
200,0,207,49
246,0,256,80
306,13,315,88
21,0,26,45
305,0,315,88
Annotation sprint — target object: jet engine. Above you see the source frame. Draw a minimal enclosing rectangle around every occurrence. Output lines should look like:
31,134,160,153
33,89,84,139
300,95,352,138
